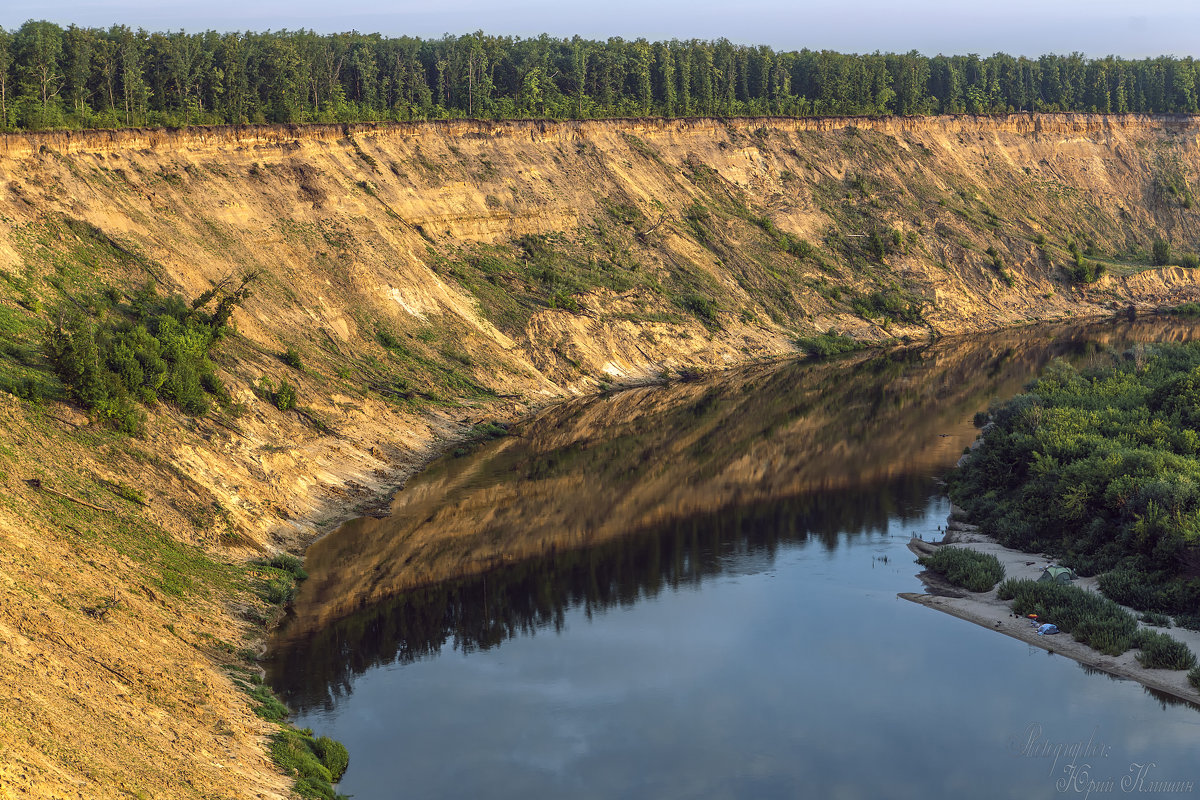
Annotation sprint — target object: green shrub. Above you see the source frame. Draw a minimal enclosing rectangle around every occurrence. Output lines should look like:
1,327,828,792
867,231,887,261
270,729,347,799
985,245,1003,270
1034,233,1047,247
312,736,350,782
1180,253,1200,269
43,279,253,433
1139,611,1172,627
1190,666,1200,690
918,547,1005,592
850,289,923,324
1065,259,1105,284
265,576,295,604
548,291,581,312
1175,613,1200,632
1133,629,1197,669
274,379,297,411
997,579,1138,656
1166,302,1200,317
376,328,403,349
795,331,864,359
471,421,509,440
11,375,46,403
1152,238,1172,266
679,293,719,326
268,553,308,581
101,479,147,506
282,348,304,369
250,685,290,722
254,552,308,605
1098,569,1163,612
782,236,814,260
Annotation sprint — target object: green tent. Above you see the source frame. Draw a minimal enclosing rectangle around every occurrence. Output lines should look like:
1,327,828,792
1039,566,1076,584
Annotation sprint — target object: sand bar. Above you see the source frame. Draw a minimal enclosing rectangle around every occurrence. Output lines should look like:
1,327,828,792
902,522,1200,706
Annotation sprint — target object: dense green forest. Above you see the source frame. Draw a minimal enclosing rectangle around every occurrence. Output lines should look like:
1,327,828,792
1,21,1199,130
951,342,1200,626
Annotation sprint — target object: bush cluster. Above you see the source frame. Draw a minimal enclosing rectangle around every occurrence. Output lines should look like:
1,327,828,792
850,289,923,324
1098,569,1183,614
45,279,252,433
282,347,304,369
255,553,309,606
1175,613,1200,632
1166,302,1200,317
918,547,1006,592
1152,238,1172,266
795,331,864,359
997,579,1139,656
1134,629,1197,670
271,729,350,799
1138,611,1172,628
1000,574,1197,670
950,346,1200,617
680,293,720,326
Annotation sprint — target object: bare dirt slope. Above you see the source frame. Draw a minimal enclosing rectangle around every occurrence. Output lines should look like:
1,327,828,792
0,113,1199,797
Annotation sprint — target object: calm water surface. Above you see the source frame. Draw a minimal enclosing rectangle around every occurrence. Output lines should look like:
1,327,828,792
269,319,1200,799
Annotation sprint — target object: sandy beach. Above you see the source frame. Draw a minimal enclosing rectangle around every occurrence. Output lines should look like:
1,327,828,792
902,513,1200,707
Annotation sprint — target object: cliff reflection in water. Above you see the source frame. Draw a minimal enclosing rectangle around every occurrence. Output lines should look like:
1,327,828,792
268,316,1200,710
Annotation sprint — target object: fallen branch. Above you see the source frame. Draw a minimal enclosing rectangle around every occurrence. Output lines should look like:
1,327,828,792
26,478,115,513
636,212,671,241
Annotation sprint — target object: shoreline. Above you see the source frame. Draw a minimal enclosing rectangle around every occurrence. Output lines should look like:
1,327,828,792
902,530,1200,708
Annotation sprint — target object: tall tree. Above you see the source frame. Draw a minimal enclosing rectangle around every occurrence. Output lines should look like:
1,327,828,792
569,36,589,118
108,25,149,126
15,20,65,123
62,24,93,116
164,30,210,122
0,27,12,129
631,38,652,115
653,41,675,116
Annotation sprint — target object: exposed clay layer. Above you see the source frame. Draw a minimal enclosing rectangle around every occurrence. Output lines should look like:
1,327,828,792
3,112,1197,158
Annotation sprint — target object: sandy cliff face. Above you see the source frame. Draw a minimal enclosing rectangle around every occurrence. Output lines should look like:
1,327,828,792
1,112,1197,544
3,112,1199,388
0,113,1199,798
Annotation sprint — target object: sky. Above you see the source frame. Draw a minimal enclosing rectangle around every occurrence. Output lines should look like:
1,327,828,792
2,0,1199,59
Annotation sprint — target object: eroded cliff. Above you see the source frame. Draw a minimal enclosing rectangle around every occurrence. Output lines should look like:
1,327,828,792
1,113,1199,798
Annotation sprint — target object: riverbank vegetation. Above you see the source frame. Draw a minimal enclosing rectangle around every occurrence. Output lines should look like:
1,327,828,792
918,546,1005,592
795,331,865,359
997,578,1196,666
951,344,1200,630
2,22,1200,130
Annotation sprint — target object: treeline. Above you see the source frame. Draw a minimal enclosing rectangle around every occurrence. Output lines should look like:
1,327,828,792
3,22,1200,130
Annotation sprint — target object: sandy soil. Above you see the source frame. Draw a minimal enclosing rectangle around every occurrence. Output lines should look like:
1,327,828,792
902,521,1200,706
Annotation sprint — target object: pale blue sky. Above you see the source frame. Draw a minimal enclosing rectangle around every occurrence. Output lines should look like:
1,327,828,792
2,0,1198,58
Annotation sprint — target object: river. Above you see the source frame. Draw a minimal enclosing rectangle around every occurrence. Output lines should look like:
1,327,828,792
268,318,1200,799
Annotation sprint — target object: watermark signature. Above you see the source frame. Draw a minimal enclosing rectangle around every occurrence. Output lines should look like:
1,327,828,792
1009,724,1195,798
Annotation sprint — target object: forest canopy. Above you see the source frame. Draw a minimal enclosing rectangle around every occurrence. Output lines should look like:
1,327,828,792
1,22,1199,130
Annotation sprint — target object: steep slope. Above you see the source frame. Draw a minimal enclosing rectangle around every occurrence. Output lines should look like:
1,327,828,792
0,113,1199,797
